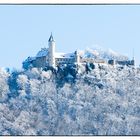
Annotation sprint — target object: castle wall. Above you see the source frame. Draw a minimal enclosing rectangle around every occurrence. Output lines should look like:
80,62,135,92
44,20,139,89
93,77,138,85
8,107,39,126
32,56,48,68
55,58,75,66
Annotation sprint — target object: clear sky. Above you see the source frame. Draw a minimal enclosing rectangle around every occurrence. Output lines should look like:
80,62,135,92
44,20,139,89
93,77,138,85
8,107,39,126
0,5,140,68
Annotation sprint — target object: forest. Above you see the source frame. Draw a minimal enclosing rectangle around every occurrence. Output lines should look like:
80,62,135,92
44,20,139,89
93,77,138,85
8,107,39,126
0,64,139,135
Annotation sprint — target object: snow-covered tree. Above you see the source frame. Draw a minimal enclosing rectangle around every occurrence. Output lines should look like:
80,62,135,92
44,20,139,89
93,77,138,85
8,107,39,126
0,64,139,135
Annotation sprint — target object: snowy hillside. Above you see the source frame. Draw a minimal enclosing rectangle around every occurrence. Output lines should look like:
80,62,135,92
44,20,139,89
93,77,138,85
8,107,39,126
0,64,139,135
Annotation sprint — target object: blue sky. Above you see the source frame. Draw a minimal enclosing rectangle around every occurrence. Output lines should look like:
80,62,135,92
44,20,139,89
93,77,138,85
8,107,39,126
0,5,140,68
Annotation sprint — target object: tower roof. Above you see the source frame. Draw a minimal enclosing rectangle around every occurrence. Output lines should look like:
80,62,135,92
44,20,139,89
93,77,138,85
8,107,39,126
48,33,54,42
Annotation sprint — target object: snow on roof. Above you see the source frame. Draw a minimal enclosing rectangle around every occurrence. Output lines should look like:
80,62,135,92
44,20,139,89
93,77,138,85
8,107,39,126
24,57,36,62
55,52,75,58
36,48,49,57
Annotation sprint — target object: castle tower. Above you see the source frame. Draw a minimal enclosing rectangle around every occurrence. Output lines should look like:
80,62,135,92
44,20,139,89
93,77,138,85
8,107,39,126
48,33,56,68
75,50,80,64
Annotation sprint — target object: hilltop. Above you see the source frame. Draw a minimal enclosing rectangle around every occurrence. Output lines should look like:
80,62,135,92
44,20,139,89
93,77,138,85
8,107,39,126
0,60,139,135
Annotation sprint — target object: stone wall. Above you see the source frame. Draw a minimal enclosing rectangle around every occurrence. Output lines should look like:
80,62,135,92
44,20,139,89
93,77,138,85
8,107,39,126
32,56,48,68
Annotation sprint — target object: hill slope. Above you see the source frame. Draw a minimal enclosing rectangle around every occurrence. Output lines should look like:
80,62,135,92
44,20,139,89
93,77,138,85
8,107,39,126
0,64,139,135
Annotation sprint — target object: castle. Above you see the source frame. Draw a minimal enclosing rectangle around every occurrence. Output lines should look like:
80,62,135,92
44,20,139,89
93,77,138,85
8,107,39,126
23,34,80,69
23,34,135,70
